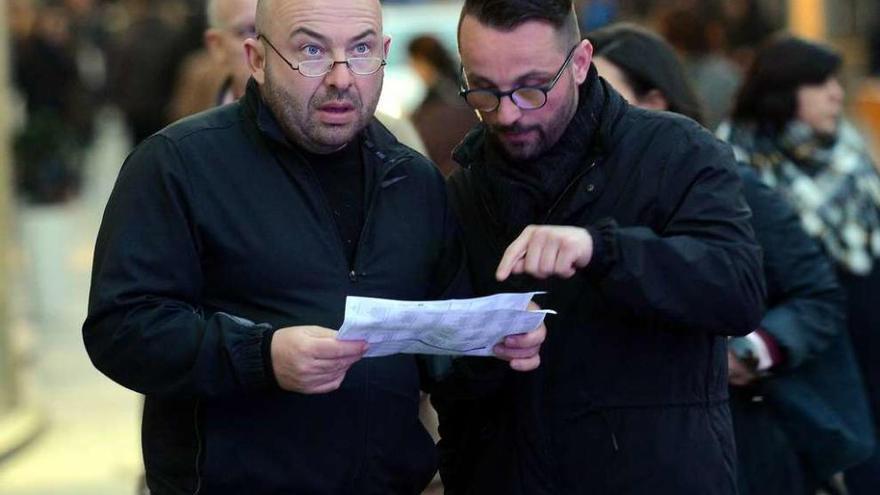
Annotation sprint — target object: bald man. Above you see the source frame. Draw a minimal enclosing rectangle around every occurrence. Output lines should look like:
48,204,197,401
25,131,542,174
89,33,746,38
203,0,428,153
84,0,544,493
204,0,258,103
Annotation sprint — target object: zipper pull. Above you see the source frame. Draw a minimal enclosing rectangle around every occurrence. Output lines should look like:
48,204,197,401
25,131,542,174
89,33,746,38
349,270,358,282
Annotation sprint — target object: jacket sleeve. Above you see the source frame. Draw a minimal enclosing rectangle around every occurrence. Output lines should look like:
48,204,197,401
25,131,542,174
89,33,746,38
586,129,765,335
737,169,846,368
83,134,275,399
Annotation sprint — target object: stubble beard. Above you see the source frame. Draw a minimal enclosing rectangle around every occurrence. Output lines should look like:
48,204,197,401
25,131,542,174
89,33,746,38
262,65,382,153
488,82,579,163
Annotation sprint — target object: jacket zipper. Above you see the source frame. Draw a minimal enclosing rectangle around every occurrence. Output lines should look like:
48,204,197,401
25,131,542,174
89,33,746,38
300,163,357,277
300,153,406,282
345,152,409,490
348,155,409,283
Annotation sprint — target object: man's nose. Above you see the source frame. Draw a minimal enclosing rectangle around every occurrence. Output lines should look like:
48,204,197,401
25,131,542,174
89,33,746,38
493,95,522,127
324,61,354,90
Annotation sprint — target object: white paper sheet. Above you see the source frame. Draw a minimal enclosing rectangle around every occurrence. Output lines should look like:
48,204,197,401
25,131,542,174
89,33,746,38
336,292,554,357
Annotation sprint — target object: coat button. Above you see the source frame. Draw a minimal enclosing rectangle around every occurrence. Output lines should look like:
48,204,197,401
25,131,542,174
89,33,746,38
349,270,358,282
586,183,596,192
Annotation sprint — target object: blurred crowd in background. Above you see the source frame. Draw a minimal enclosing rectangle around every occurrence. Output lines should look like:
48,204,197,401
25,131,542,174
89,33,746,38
7,0,880,205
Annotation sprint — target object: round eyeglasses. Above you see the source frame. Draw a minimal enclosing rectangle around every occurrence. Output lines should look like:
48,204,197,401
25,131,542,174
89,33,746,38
258,34,386,77
459,45,578,112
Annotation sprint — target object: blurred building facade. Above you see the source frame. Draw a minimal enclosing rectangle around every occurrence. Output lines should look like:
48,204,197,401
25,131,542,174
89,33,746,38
1,0,39,463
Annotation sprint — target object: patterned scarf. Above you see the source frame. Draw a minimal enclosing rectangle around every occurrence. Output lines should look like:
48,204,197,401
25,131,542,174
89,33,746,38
719,120,880,275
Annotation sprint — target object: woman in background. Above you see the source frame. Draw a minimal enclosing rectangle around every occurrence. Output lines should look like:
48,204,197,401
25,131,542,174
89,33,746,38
407,35,478,177
719,35,880,494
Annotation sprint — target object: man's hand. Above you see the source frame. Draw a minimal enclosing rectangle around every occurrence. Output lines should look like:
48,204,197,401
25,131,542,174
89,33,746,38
496,225,593,281
493,302,547,371
271,325,367,394
727,351,758,387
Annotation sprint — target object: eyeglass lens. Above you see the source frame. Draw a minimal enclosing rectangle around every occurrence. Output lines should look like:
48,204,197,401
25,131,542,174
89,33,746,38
464,87,547,112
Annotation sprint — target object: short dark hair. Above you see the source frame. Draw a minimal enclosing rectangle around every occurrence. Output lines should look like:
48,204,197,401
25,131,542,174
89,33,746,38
589,23,705,124
731,34,842,133
459,0,580,48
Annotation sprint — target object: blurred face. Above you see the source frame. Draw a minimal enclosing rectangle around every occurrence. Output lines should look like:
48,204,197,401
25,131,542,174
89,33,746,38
409,56,436,87
205,0,258,98
593,56,637,102
245,0,390,153
796,76,844,136
594,55,668,112
458,16,591,162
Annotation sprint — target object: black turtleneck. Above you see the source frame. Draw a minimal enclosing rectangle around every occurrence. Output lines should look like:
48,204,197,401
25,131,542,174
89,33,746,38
301,143,365,266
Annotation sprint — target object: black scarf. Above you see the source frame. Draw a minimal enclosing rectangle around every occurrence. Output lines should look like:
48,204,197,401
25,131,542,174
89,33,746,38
468,66,605,241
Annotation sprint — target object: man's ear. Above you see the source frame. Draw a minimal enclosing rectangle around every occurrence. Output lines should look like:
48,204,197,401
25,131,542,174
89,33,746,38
244,37,266,84
383,35,392,58
572,39,593,85
638,89,669,112
204,29,225,64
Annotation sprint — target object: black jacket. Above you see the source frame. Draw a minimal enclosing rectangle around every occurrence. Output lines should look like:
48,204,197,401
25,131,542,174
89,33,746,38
435,69,765,494
84,81,465,494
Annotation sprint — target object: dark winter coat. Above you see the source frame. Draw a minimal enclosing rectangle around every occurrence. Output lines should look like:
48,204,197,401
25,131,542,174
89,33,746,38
84,81,465,494
434,67,765,495
730,169,875,494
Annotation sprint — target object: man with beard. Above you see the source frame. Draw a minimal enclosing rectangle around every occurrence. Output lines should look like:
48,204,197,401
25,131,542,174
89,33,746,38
432,0,765,493
83,0,544,493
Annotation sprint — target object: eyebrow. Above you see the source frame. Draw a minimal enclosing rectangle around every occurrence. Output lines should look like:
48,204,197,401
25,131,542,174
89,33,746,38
288,27,378,45
350,29,378,43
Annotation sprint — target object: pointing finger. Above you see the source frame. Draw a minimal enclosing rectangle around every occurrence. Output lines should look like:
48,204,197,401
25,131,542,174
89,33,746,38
497,227,534,281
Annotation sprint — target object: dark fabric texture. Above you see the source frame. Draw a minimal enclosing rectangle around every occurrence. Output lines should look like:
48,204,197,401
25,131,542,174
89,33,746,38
847,445,880,494
301,143,366,266
84,80,468,494
730,387,808,495
434,65,765,494
841,264,880,494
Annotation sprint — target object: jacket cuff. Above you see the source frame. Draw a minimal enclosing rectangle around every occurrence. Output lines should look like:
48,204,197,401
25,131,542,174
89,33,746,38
261,326,281,390
216,312,279,391
584,218,619,277
729,330,785,373
751,329,786,370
